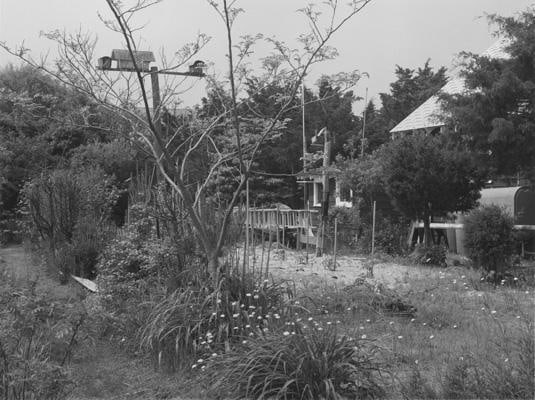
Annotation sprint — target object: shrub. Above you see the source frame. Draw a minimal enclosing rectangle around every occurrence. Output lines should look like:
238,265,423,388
206,325,386,400
464,205,515,274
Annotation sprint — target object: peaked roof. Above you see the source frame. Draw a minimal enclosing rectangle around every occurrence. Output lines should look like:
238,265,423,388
390,38,510,134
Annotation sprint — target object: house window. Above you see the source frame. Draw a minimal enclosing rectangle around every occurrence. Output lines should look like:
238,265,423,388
336,181,353,208
313,182,323,207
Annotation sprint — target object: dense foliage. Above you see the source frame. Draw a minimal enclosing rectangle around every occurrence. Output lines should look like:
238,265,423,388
441,7,535,180
378,133,483,245
463,205,515,274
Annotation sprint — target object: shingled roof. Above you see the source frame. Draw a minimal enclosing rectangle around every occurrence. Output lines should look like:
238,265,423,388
390,38,510,134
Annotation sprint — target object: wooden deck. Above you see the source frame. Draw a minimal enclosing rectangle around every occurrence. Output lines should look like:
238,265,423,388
247,208,320,247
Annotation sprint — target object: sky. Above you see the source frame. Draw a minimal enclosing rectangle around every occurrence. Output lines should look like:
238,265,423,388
0,0,533,114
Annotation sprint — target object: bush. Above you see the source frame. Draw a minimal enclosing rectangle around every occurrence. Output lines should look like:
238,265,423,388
206,325,386,400
464,205,515,274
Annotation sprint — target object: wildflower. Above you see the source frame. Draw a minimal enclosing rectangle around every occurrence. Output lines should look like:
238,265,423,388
327,321,332,325
361,334,367,339
191,364,197,369
366,319,371,323
249,332,254,336
253,295,259,300
410,318,415,322
525,291,529,294
216,299,222,304
296,318,302,322
294,300,300,305
283,331,290,336
308,317,313,321
220,314,225,318
336,320,341,324
429,335,434,339
516,315,521,319
212,353,217,357
477,293,482,297
249,305,256,309
422,322,427,326
461,275,466,279
242,340,247,344
504,358,509,362
291,331,296,335
246,293,252,297
513,277,518,281
347,307,352,311
453,324,458,329
274,314,281,319
317,327,323,331
491,310,497,314
359,326,364,330
481,307,485,311
397,335,403,339
201,366,206,371
233,327,239,331
453,280,457,284
257,316,262,320
197,359,204,363
459,356,464,361
233,313,239,318
415,360,419,364
231,301,238,306
389,321,394,325
212,312,217,316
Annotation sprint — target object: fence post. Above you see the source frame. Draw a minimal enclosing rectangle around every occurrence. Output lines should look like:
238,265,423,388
333,217,338,271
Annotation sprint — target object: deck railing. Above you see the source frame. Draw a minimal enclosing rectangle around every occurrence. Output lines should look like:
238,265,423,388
247,208,318,230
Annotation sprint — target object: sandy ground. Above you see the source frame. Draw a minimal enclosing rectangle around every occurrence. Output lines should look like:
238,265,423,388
240,244,428,292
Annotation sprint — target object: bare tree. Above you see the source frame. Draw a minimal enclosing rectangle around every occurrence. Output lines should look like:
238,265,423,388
1,0,372,281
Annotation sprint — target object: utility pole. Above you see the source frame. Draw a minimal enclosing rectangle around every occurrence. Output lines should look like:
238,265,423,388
316,127,331,257
302,81,307,210
361,87,368,158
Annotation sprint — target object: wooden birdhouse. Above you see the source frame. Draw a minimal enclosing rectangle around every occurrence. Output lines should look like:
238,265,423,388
111,49,155,72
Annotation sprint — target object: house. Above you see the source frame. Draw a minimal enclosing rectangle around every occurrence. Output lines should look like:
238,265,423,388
390,38,535,256
297,170,353,210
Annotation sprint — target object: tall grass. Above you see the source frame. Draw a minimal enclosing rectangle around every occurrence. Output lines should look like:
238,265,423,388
205,324,386,400
139,272,296,371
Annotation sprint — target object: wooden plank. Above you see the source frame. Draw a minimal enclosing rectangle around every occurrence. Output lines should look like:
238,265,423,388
71,275,98,293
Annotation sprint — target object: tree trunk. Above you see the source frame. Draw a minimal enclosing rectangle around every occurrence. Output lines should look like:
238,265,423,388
208,253,220,284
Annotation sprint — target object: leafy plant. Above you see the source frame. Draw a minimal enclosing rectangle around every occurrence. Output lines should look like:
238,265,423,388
0,270,85,400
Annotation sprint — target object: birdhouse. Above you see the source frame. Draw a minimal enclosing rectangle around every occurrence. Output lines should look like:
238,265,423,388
110,49,155,72
189,60,207,76
97,56,112,70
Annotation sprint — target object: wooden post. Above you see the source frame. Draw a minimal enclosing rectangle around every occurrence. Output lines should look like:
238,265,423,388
371,200,377,257
243,180,250,277
333,217,338,271
265,229,273,280
316,128,331,257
